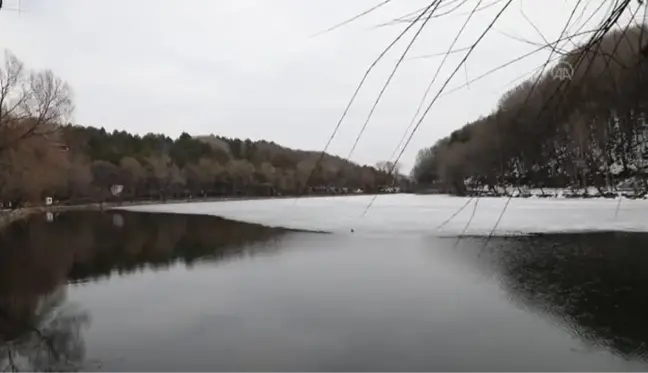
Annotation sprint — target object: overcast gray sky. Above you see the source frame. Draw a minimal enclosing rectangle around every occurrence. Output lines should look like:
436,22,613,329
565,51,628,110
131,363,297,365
0,0,633,171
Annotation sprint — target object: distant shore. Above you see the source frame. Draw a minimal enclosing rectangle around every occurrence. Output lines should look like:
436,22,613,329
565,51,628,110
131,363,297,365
415,187,648,200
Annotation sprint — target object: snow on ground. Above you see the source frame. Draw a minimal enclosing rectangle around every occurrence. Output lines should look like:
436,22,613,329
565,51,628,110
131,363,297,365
117,194,648,236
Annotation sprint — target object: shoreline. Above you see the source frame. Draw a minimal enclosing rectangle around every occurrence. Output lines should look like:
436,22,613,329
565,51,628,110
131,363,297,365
0,194,373,230
5,191,646,230
415,187,648,199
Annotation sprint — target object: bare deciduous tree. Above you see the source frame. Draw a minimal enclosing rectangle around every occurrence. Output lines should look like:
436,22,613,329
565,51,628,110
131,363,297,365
0,51,74,204
226,159,255,191
375,161,401,176
0,50,74,154
120,157,145,197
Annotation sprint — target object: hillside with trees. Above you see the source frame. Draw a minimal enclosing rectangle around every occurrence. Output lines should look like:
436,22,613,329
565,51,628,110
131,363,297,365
412,24,648,196
0,50,397,208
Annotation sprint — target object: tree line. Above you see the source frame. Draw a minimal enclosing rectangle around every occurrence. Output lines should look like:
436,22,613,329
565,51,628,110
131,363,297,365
0,50,400,208
412,24,648,196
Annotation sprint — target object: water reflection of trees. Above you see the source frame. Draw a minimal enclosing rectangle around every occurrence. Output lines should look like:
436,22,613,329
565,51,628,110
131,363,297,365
454,232,648,360
0,288,89,372
1,211,290,283
0,211,292,371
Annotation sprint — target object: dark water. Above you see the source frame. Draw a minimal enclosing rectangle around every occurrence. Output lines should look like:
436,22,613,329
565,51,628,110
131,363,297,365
1,211,648,371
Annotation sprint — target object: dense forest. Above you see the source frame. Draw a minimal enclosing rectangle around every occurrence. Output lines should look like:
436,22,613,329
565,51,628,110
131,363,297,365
412,24,648,196
0,50,401,207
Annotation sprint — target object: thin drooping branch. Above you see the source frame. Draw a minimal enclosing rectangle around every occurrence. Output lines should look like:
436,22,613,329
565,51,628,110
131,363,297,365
361,0,514,217
388,0,490,165
375,0,506,28
435,196,475,230
478,0,588,243
297,1,442,201
346,0,444,160
310,0,395,38
389,0,514,170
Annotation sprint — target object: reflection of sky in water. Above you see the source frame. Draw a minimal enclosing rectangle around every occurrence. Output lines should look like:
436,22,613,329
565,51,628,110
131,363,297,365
2,210,648,371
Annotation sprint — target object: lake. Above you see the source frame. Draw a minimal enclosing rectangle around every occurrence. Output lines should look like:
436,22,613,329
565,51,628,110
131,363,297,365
2,195,648,371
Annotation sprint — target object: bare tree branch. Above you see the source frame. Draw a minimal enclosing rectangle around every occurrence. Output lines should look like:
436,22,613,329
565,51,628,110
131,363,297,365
0,50,73,154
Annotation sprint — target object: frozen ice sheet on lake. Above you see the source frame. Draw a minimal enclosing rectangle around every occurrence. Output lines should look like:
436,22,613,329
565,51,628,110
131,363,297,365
117,194,648,235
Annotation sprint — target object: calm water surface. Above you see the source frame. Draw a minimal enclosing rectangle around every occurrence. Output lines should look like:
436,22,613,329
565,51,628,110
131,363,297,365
1,209,648,371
